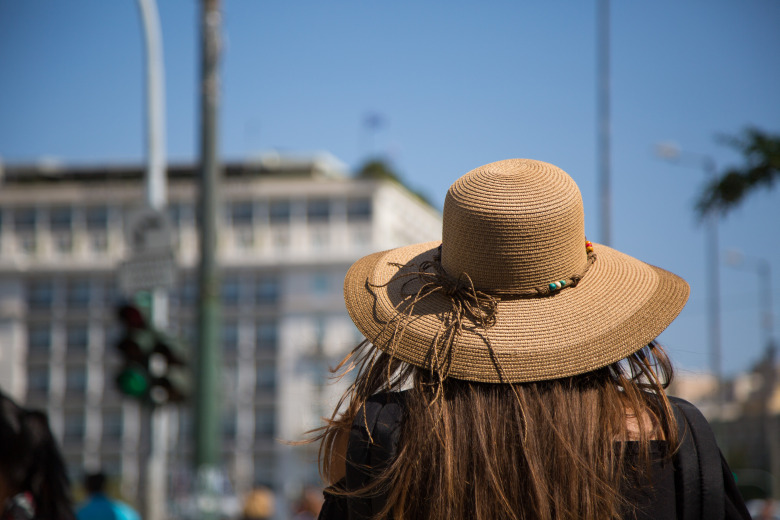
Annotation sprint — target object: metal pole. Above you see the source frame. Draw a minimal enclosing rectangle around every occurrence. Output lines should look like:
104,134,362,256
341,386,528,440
195,0,222,506
597,0,611,246
136,1,167,519
137,0,167,211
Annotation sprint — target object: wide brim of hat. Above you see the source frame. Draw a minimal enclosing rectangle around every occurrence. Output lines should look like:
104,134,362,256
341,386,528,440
344,241,689,383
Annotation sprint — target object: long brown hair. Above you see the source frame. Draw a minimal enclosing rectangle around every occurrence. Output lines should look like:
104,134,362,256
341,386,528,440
317,340,678,520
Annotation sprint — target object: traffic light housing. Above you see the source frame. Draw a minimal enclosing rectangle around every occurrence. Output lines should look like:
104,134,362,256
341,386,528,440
114,302,191,406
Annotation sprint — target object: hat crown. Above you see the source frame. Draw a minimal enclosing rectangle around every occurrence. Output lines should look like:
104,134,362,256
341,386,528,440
441,159,587,292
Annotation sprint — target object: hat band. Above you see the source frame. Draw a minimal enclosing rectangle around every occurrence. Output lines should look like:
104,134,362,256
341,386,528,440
367,243,597,382
430,245,597,299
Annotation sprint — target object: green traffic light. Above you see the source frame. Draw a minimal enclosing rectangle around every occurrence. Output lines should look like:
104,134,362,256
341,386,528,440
117,366,149,397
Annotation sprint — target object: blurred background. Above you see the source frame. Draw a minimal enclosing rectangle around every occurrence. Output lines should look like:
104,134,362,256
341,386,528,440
0,1,778,518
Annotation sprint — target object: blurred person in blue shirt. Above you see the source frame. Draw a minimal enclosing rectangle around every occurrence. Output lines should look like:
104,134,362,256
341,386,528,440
76,473,139,520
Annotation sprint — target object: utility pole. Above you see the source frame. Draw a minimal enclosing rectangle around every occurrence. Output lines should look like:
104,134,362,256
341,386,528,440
194,0,223,516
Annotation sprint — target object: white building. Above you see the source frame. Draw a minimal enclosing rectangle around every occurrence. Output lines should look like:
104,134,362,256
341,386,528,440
0,153,441,516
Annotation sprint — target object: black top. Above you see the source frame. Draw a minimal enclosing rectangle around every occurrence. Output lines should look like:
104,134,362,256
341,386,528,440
319,392,751,520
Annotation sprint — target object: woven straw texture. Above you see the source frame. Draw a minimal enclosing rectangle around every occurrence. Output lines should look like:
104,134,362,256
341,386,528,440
344,159,689,383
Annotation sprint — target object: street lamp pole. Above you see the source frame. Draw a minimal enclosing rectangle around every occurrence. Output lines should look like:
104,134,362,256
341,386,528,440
135,1,168,519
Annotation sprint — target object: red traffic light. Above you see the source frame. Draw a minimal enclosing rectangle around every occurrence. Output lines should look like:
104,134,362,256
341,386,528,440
117,304,147,329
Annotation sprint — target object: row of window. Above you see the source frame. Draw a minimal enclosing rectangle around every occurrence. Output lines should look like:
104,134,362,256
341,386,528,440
25,272,347,314
218,197,372,227
0,206,109,233
3,212,373,261
26,275,284,312
26,362,278,401
0,197,372,235
27,278,116,310
26,318,280,356
57,407,276,445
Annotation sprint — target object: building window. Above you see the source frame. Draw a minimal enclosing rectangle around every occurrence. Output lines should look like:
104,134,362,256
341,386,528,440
63,410,85,442
26,366,50,398
27,323,52,354
27,279,54,310
231,202,253,227
222,414,237,442
66,323,89,355
100,457,122,479
311,273,330,295
168,203,184,229
253,455,274,487
222,321,239,353
256,364,276,392
178,279,197,308
102,279,119,308
306,199,330,223
65,365,88,396
254,408,275,438
86,206,108,231
255,321,277,352
49,207,73,232
221,276,241,307
347,198,372,221
67,279,91,309
178,319,196,347
13,207,37,232
102,409,123,442
269,200,290,224
255,277,279,305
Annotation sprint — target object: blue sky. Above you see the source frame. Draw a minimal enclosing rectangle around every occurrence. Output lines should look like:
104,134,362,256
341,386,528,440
1,1,779,377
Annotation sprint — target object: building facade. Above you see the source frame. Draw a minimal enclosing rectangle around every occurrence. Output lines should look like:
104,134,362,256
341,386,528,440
0,153,442,516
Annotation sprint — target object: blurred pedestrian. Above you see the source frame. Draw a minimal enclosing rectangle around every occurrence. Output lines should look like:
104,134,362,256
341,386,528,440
76,472,139,520
0,389,75,520
241,486,274,520
757,498,777,520
315,159,752,519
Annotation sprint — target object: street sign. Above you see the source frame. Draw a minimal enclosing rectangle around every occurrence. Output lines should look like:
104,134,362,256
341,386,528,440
118,251,176,293
125,207,173,253
119,207,176,294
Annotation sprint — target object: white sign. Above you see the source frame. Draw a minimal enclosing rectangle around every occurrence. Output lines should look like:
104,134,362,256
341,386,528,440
118,251,176,293
125,207,173,253
119,207,176,294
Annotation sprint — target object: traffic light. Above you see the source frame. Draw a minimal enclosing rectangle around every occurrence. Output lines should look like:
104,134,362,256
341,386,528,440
114,302,191,406
148,332,191,404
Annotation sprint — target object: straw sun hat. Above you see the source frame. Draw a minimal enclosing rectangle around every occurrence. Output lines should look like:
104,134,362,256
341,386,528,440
344,159,689,383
